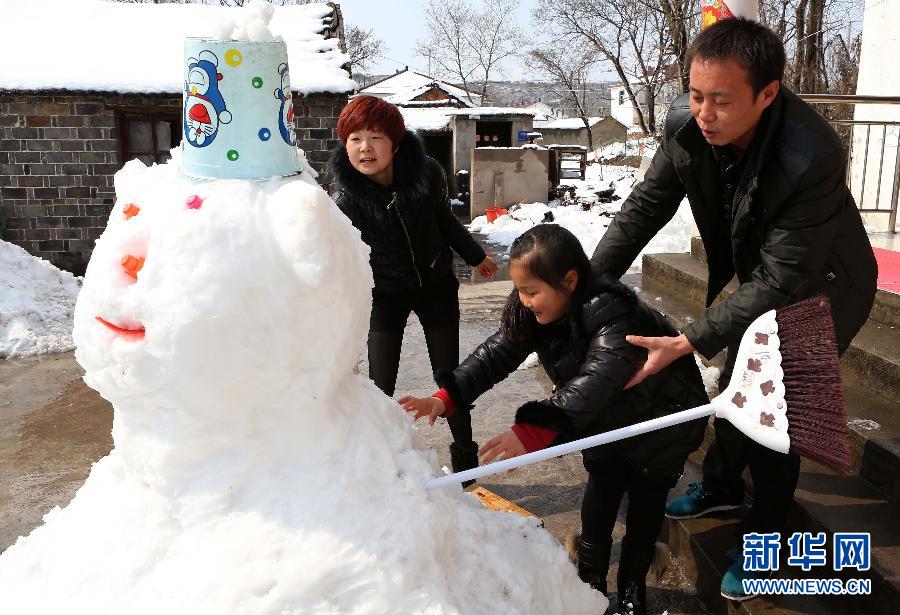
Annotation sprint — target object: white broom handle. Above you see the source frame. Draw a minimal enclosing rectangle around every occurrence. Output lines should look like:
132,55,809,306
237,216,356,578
424,403,716,490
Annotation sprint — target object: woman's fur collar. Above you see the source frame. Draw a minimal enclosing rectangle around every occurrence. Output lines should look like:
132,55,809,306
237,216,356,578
329,130,430,205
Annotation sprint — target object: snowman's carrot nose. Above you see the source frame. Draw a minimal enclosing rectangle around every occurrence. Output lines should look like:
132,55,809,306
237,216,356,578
123,203,140,219
122,255,145,279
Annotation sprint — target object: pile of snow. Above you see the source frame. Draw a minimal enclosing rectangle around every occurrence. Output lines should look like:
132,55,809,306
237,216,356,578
0,153,606,614
470,163,693,271
212,0,277,42
0,241,80,359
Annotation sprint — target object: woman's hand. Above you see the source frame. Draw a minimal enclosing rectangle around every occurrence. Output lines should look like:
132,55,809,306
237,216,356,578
479,430,526,464
475,255,498,278
398,395,445,425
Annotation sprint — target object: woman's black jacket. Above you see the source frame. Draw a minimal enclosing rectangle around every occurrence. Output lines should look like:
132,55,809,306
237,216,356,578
330,130,486,295
436,275,709,481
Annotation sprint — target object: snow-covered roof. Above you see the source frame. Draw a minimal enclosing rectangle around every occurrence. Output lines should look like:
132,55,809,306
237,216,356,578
447,107,542,118
399,108,452,132
400,106,541,133
360,69,481,107
385,83,470,108
534,117,602,130
0,0,355,95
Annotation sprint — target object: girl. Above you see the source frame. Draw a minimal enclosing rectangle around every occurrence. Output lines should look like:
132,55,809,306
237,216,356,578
330,95,497,479
400,225,707,615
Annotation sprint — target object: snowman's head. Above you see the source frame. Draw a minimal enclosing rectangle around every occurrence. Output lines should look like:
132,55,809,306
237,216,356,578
73,156,372,425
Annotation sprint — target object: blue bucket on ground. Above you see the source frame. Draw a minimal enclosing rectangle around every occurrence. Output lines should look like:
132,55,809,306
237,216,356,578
180,38,302,180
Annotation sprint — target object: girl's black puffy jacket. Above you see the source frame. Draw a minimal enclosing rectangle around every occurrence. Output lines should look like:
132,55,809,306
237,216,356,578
436,275,709,481
330,130,486,295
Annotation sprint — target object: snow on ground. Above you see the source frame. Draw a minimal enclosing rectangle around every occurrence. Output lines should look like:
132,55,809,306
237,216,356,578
0,241,81,359
470,158,693,271
0,149,606,614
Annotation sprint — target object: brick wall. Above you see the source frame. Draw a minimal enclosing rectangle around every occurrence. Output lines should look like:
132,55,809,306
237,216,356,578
294,92,347,188
0,92,180,275
1,91,347,275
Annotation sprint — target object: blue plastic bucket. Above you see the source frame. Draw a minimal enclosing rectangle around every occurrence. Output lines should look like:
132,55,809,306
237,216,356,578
180,38,302,180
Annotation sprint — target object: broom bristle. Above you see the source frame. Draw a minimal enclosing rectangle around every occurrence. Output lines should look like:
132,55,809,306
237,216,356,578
775,295,850,474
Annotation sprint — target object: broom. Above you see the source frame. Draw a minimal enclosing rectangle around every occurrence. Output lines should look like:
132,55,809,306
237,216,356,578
424,295,849,491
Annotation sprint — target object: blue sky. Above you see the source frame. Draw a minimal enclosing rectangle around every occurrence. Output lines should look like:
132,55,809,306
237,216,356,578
336,0,542,78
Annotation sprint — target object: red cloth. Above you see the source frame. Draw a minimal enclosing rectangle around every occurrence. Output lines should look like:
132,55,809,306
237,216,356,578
432,389,455,418
512,423,560,453
873,247,900,294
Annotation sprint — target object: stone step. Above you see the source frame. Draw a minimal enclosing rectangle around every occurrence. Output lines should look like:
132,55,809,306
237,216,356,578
689,236,900,329
627,267,900,613
640,252,900,403
663,455,899,615
624,270,900,505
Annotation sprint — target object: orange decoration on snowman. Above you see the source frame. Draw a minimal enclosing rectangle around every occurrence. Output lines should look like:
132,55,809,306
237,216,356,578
121,254,145,279
123,203,141,219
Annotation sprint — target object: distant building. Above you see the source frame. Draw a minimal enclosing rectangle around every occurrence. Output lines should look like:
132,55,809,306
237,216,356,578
357,68,482,107
532,116,626,149
0,1,354,275
608,66,683,134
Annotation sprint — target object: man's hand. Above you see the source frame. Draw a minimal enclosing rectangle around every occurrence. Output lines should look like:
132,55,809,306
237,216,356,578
399,396,445,425
475,255,498,278
479,430,527,464
624,333,695,389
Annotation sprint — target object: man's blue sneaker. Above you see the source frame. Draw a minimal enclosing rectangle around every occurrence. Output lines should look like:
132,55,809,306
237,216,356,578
664,482,743,519
720,560,761,601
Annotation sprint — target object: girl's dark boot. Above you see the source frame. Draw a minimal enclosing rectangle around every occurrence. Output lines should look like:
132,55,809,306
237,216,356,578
615,541,652,615
449,440,479,488
576,536,612,596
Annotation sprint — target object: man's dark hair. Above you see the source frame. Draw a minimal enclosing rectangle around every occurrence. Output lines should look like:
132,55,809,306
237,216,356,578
686,18,786,96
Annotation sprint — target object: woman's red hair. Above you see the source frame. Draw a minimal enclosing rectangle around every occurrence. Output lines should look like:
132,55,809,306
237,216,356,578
337,95,406,145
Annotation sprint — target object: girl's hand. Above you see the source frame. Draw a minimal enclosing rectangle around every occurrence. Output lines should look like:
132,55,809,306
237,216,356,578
398,395,445,425
479,430,526,464
475,255,498,278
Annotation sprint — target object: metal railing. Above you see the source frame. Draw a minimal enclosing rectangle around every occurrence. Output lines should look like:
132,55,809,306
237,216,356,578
800,94,900,233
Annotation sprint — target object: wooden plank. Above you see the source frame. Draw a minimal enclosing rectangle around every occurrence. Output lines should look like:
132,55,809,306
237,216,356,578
465,485,543,526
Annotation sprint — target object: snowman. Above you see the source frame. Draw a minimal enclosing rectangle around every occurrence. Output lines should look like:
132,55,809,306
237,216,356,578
0,10,607,613
183,50,232,147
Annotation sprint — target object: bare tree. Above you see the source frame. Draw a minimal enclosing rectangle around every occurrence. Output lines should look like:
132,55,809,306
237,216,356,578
528,46,600,149
533,0,672,135
416,0,521,104
345,26,386,77
652,0,700,93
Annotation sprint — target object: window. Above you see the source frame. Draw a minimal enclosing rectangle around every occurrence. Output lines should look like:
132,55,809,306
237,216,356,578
118,111,181,166
475,120,512,147
618,90,625,105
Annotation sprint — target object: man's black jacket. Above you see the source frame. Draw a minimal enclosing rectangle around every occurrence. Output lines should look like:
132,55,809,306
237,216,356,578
436,277,709,481
592,88,877,357
330,130,485,295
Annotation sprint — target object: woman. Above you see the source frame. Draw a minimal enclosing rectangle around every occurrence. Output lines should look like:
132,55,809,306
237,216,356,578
329,95,497,480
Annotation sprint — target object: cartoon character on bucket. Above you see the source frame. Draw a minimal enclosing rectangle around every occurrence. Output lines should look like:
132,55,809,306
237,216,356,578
184,50,232,147
274,63,296,146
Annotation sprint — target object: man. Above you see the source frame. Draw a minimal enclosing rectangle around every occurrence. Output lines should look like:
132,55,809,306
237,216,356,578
591,18,877,600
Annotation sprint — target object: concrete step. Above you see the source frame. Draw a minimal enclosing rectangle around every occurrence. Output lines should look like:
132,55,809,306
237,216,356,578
641,252,900,402
689,236,900,329
626,267,900,506
663,455,899,615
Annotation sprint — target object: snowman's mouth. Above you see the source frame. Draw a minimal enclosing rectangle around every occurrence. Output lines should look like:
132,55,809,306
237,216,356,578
96,316,145,339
